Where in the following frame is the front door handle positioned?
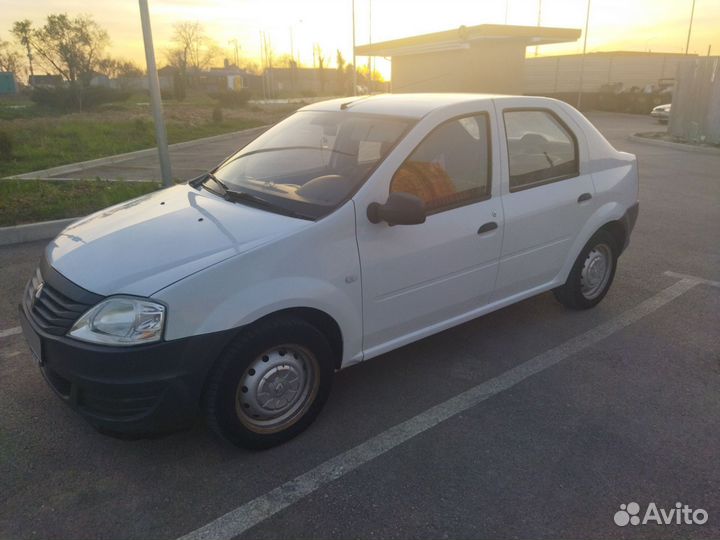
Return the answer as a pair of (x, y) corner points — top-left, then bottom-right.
(578, 192), (592, 203)
(477, 222), (498, 234)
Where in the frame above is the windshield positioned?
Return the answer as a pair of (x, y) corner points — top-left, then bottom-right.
(211, 111), (412, 219)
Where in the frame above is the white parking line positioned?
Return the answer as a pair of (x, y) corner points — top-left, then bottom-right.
(0, 326), (21, 339)
(663, 270), (720, 288)
(177, 276), (701, 540)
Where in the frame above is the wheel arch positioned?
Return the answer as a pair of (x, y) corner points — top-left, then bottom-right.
(199, 305), (345, 417)
(223, 306), (345, 371)
(598, 219), (627, 254)
(259, 307), (344, 370)
(557, 202), (627, 285)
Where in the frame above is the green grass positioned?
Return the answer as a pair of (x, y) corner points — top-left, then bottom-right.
(0, 116), (264, 178)
(0, 179), (161, 227)
(0, 101), (50, 120)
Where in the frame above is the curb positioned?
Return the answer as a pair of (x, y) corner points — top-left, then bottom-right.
(628, 134), (720, 156)
(0, 217), (78, 247)
(5, 125), (270, 180)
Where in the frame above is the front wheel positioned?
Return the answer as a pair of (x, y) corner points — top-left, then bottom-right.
(203, 317), (334, 449)
(553, 230), (618, 310)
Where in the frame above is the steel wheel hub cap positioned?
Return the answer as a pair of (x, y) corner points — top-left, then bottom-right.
(580, 243), (612, 300)
(236, 345), (318, 433)
(257, 365), (303, 411)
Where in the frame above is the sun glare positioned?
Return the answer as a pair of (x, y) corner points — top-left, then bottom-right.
(1, 0), (718, 79)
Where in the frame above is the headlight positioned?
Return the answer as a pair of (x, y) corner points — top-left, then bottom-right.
(68, 297), (165, 345)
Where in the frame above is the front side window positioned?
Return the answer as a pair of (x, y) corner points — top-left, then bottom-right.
(390, 114), (491, 213)
(212, 111), (411, 218)
(503, 109), (579, 191)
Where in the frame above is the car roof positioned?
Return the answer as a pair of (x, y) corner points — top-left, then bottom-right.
(300, 93), (515, 119)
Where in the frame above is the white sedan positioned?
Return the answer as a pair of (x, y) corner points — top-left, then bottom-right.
(20, 94), (639, 449)
(651, 103), (671, 124)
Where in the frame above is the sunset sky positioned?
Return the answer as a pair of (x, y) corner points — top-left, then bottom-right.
(1, 0), (718, 78)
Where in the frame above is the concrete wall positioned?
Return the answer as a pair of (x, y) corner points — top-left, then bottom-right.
(670, 57), (720, 144)
(391, 40), (526, 94)
(524, 53), (692, 93)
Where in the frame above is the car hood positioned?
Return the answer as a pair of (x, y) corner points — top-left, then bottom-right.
(46, 184), (311, 297)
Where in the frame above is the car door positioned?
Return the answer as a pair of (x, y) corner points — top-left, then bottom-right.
(492, 101), (596, 301)
(354, 109), (503, 358)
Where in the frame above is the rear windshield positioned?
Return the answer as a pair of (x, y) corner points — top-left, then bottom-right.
(213, 111), (412, 219)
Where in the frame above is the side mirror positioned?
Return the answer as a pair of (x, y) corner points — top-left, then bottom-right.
(367, 192), (426, 226)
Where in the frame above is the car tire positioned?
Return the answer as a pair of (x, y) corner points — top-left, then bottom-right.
(553, 229), (618, 310)
(203, 316), (335, 450)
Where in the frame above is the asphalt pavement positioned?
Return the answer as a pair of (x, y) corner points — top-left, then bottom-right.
(43, 127), (267, 182)
(0, 112), (718, 540)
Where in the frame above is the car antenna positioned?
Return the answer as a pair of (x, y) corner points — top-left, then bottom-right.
(340, 95), (372, 110)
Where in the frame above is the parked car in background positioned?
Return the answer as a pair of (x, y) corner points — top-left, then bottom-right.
(651, 103), (671, 124)
(20, 94), (639, 449)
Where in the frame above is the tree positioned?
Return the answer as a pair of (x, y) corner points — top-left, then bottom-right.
(97, 57), (143, 79)
(335, 50), (346, 95)
(0, 37), (22, 74)
(313, 44), (327, 93)
(258, 32), (275, 98)
(240, 59), (262, 75)
(167, 21), (218, 78)
(356, 64), (384, 90)
(275, 53), (300, 68)
(11, 20), (33, 82)
(30, 14), (109, 87)
(345, 63), (356, 95)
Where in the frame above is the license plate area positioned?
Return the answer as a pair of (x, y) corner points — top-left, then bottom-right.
(20, 313), (43, 365)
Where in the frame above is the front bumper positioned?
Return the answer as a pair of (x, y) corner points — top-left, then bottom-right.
(19, 300), (237, 436)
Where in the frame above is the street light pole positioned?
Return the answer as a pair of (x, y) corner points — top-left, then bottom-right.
(138, 0), (172, 187)
(684, 0), (696, 55)
(576, 0), (592, 110)
(228, 38), (239, 66)
(289, 27), (295, 63)
(352, 0), (357, 95)
(534, 0), (542, 57)
(368, 0), (372, 92)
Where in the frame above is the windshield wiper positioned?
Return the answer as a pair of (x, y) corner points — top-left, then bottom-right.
(201, 172), (312, 220)
(226, 190), (314, 220)
(202, 171), (231, 194)
(189, 171), (227, 193)
(223, 188), (273, 206)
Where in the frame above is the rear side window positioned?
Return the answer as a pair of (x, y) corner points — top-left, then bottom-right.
(390, 114), (491, 213)
(503, 109), (579, 191)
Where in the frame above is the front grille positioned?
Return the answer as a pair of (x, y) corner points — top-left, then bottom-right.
(24, 268), (95, 336)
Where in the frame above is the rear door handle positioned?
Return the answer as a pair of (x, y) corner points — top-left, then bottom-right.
(578, 192), (592, 203)
(477, 222), (498, 234)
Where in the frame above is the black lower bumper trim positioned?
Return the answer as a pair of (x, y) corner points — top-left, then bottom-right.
(19, 304), (239, 435)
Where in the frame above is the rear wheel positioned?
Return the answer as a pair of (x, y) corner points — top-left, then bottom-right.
(204, 317), (334, 449)
(553, 230), (618, 310)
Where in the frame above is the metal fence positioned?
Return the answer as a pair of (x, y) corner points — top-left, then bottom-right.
(524, 53), (688, 94)
(670, 57), (720, 144)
